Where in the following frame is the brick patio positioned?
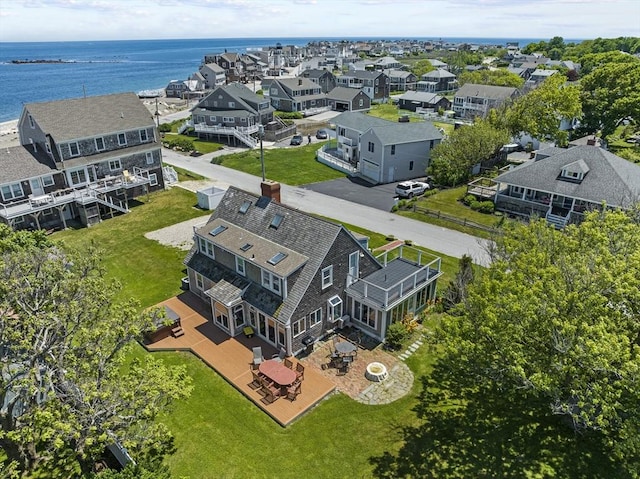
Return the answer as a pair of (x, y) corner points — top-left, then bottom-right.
(143, 292), (336, 426)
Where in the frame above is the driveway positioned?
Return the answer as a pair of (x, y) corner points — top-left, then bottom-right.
(302, 177), (398, 212)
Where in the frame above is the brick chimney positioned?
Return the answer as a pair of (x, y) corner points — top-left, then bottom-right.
(261, 180), (281, 203)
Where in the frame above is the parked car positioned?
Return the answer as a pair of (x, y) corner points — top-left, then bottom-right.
(395, 181), (430, 198)
(315, 129), (328, 140)
(290, 135), (303, 145)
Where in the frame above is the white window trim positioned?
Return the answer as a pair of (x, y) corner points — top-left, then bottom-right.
(292, 318), (306, 338)
(1, 182), (24, 201)
(261, 269), (282, 295)
(95, 137), (105, 151)
(109, 159), (122, 172)
(139, 129), (148, 142)
(321, 265), (333, 289)
(42, 175), (54, 187)
(195, 272), (204, 290)
(28, 114), (35, 128)
(149, 173), (158, 187)
(236, 256), (246, 276)
(309, 308), (322, 327)
(117, 133), (127, 146)
(146, 151), (154, 164)
(68, 142), (80, 157)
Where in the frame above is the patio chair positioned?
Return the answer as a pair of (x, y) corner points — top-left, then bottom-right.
(295, 363), (305, 381)
(261, 387), (278, 405)
(286, 383), (301, 401)
(284, 358), (294, 370)
(252, 346), (264, 367)
(249, 370), (261, 390)
(272, 346), (287, 362)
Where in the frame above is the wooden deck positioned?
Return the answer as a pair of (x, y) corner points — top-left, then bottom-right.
(144, 292), (336, 426)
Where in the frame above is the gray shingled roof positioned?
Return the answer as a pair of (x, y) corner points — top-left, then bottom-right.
(275, 77), (320, 91)
(25, 92), (155, 143)
(398, 91), (444, 104)
(201, 187), (347, 323)
(333, 111), (442, 144)
(495, 145), (640, 208)
(0, 144), (58, 184)
(371, 122), (442, 145)
(332, 111), (391, 132)
(455, 83), (518, 100)
(327, 86), (363, 102)
(422, 68), (456, 80)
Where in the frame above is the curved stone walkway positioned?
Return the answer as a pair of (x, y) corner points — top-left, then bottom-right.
(355, 361), (414, 405)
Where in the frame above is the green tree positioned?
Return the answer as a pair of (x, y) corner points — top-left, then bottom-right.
(437, 209), (640, 475)
(502, 73), (582, 145)
(458, 69), (524, 88)
(0, 237), (192, 475)
(428, 119), (509, 186)
(579, 54), (640, 137)
(410, 59), (435, 77)
(442, 254), (474, 312)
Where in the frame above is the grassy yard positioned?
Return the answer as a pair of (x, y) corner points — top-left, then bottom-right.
(168, 164), (207, 182)
(396, 186), (506, 239)
(210, 143), (346, 186)
(163, 132), (225, 154)
(54, 188), (207, 307)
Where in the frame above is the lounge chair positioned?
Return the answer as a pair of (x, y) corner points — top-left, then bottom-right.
(272, 346), (287, 362)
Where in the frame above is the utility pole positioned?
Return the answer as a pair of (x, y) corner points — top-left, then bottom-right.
(259, 124), (265, 181)
(154, 98), (160, 128)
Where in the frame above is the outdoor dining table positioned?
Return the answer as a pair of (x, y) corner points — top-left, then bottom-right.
(259, 359), (297, 386)
(334, 341), (357, 356)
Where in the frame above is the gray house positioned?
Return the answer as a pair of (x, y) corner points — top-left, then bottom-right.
(198, 63), (227, 89)
(326, 87), (370, 112)
(266, 77), (327, 114)
(453, 83), (519, 119)
(336, 70), (390, 101)
(0, 92), (163, 231)
(384, 70), (418, 92)
(300, 68), (337, 93)
(398, 91), (451, 112)
(327, 112), (442, 184)
(418, 68), (457, 93)
(492, 145), (640, 228)
(184, 182), (442, 354)
(188, 82), (276, 147)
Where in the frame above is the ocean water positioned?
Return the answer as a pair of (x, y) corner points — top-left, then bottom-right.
(0, 36), (561, 123)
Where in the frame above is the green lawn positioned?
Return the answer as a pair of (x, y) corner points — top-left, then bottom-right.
(168, 164), (207, 182)
(210, 143), (346, 186)
(54, 188), (207, 307)
(396, 187), (506, 239)
(163, 132), (225, 154)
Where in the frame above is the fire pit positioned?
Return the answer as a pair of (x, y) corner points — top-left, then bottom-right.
(365, 362), (388, 382)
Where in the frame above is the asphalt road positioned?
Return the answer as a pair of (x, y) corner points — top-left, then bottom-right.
(162, 148), (491, 266)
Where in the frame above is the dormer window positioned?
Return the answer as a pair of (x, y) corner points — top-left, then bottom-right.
(95, 137), (105, 151)
(560, 159), (589, 183)
(69, 142), (80, 157)
(139, 129), (148, 142)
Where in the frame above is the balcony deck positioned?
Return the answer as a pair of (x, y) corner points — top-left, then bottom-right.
(145, 293), (336, 427)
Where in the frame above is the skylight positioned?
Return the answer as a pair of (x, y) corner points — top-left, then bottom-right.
(270, 213), (284, 230)
(268, 252), (288, 265)
(240, 243), (253, 252)
(239, 201), (251, 214)
(209, 225), (228, 236)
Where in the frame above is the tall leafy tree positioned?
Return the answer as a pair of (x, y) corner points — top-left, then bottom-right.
(502, 73), (582, 146)
(428, 119), (509, 186)
(0, 233), (192, 476)
(579, 53), (640, 137)
(436, 209), (640, 475)
(410, 59), (435, 77)
(458, 69), (524, 88)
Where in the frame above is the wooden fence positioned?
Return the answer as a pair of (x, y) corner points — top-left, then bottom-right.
(410, 205), (503, 235)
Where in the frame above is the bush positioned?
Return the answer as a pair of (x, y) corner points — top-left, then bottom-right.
(158, 123), (172, 133)
(162, 137), (194, 152)
(385, 322), (409, 350)
(462, 194), (477, 206)
(275, 111), (303, 120)
(385, 234), (396, 241)
(468, 200), (495, 213)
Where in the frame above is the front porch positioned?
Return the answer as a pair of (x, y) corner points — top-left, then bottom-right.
(144, 292), (336, 426)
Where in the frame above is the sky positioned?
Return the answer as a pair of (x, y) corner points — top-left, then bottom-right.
(0, 0), (638, 43)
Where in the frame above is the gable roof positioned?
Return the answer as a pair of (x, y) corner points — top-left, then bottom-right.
(370, 122), (442, 145)
(24, 92), (154, 142)
(422, 68), (456, 79)
(398, 91), (446, 104)
(0, 144), (57, 184)
(192, 187), (369, 322)
(332, 111), (391, 132)
(495, 145), (640, 208)
(327, 86), (366, 102)
(274, 77), (320, 92)
(301, 68), (334, 79)
(455, 83), (518, 100)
